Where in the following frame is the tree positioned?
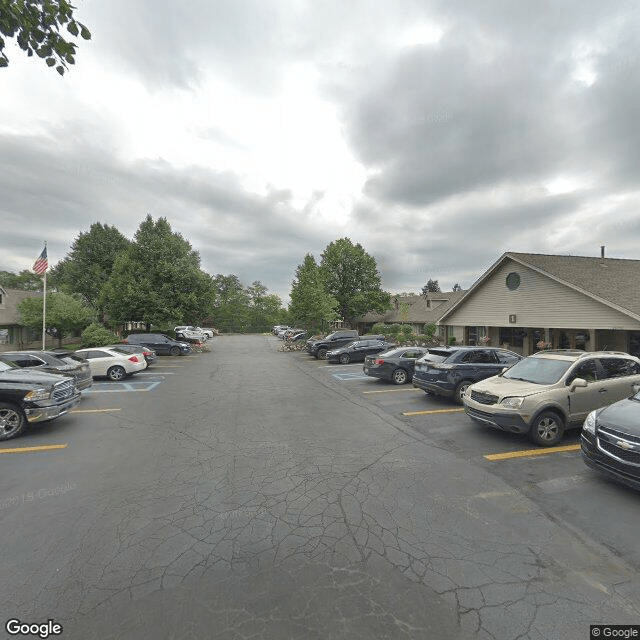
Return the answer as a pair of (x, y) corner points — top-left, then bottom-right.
(52, 222), (131, 318)
(318, 238), (390, 325)
(246, 281), (286, 332)
(0, 269), (46, 290)
(288, 254), (339, 331)
(0, 0), (91, 74)
(18, 291), (95, 346)
(99, 216), (215, 328)
(452, 283), (462, 291)
(210, 274), (251, 333)
(421, 279), (441, 295)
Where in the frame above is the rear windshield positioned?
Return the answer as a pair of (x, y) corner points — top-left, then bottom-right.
(502, 357), (573, 384)
(0, 360), (15, 371)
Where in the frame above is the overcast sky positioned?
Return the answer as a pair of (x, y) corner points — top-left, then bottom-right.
(2, 0), (639, 302)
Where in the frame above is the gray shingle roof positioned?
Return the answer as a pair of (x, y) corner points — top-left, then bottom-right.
(359, 291), (466, 324)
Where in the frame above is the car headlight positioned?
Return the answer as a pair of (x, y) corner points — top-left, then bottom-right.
(24, 388), (51, 401)
(583, 410), (597, 435)
(500, 396), (525, 409)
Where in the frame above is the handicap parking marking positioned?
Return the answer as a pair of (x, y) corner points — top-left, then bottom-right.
(84, 380), (163, 394)
(332, 372), (371, 381)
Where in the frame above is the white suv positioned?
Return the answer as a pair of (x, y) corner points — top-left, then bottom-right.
(463, 350), (640, 446)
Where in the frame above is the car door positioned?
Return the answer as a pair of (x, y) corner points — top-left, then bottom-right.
(461, 349), (502, 383)
(397, 349), (427, 375)
(599, 357), (640, 402)
(80, 350), (112, 377)
(565, 358), (609, 422)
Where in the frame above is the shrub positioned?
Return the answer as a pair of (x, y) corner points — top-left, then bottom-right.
(448, 336), (457, 346)
(371, 323), (387, 335)
(423, 323), (437, 339)
(400, 324), (413, 339)
(81, 323), (120, 348)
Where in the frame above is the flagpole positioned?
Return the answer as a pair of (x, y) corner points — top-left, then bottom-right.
(42, 243), (47, 350)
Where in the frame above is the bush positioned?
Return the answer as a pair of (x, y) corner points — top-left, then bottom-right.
(423, 323), (437, 339)
(81, 323), (120, 348)
(371, 323), (387, 335)
(448, 336), (457, 345)
(400, 325), (413, 339)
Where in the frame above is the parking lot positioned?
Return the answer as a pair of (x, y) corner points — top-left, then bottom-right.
(2, 336), (640, 640)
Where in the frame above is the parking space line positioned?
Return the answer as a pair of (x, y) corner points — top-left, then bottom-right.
(0, 444), (67, 454)
(150, 365), (184, 367)
(363, 388), (423, 394)
(402, 408), (465, 416)
(484, 444), (581, 461)
(70, 408), (121, 414)
(136, 371), (175, 375)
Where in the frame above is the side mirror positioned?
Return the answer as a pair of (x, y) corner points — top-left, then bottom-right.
(570, 377), (588, 391)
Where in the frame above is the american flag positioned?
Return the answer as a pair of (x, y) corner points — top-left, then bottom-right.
(33, 246), (48, 275)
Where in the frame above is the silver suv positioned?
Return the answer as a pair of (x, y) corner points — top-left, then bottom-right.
(463, 350), (640, 446)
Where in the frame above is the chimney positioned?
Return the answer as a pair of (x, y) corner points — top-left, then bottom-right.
(601, 245), (605, 259)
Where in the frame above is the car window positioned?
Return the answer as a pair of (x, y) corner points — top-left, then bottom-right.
(496, 351), (520, 365)
(599, 357), (640, 379)
(460, 350), (497, 364)
(4, 355), (44, 367)
(503, 357), (573, 384)
(566, 359), (600, 383)
(401, 350), (423, 359)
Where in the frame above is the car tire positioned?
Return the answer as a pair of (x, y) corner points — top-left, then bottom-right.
(392, 368), (408, 385)
(339, 353), (351, 364)
(107, 365), (127, 381)
(317, 348), (328, 360)
(529, 410), (565, 446)
(0, 403), (26, 441)
(170, 346), (180, 356)
(454, 381), (472, 405)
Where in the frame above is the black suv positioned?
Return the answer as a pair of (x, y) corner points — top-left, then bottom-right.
(125, 333), (191, 356)
(307, 330), (360, 359)
(412, 346), (522, 404)
(0, 359), (81, 441)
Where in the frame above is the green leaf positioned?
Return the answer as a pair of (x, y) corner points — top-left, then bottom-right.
(56, 64), (64, 75)
(45, 56), (55, 66)
(80, 25), (91, 40)
(67, 20), (78, 36)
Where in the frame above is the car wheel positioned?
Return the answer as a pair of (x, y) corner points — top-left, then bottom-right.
(392, 368), (408, 385)
(339, 353), (351, 364)
(529, 411), (565, 446)
(107, 365), (127, 381)
(170, 346), (180, 356)
(317, 348), (328, 360)
(454, 381), (472, 405)
(0, 403), (26, 441)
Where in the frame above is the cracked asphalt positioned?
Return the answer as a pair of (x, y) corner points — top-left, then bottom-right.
(2, 335), (639, 639)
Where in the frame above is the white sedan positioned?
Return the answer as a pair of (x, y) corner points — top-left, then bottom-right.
(74, 347), (147, 381)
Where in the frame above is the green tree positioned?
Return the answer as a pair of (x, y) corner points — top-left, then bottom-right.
(288, 254), (339, 331)
(52, 222), (131, 318)
(318, 238), (390, 325)
(0, 0), (91, 74)
(99, 216), (215, 328)
(452, 283), (462, 291)
(0, 269), (45, 290)
(421, 278), (441, 295)
(246, 281), (286, 332)
(210, 274), (251, 333)
(80, 322), (119, 348)
(18, 291), (95, 346)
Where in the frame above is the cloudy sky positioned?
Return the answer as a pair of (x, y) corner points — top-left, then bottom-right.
(2, 0), (639, 302)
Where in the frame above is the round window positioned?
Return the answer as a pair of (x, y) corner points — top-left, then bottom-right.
(506, 272), (521, 290)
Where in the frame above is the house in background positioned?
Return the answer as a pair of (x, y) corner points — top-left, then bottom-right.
(437, 251), (640, 356)
(0, 286), (44, 350)
(356, 290), (466, 341)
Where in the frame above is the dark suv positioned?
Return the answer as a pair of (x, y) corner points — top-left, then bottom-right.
(412, 346), (522, 404)
(307, 330), (360, 360)
(125, 333), (191, 356)
(0, 359), (81, 441)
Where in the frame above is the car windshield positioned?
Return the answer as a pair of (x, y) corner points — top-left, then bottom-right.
(502, 357), (573, 384)
(0, 360), (16, 371)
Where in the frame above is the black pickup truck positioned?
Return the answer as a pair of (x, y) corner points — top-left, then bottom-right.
(0, 360), (81, 441)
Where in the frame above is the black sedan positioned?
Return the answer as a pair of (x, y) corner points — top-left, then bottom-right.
(326, 339), (395, 364)
(0, 350), (93, 391)
(412, 346), (521, 404)
(581, 388), (640, 491)
(363, 347), (431, 385)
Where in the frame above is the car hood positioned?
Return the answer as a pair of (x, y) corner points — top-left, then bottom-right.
(0, 368), (72, 385)
(470, 375), (553, 399)
(597, 397), (640, 435)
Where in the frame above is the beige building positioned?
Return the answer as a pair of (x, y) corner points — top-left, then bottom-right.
(0, 286), (44, 349)
(438, 252), (640, 357)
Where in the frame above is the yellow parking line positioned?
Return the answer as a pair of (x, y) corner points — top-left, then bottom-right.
(363, 388), (423, 394)
(485, 444), (581, 461)
(402, 408), (465, 416)
(0, 444), (68, 454)
(70, 408), (121, 414)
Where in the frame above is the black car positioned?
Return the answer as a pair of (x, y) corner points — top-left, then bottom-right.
(0, 360), (81, 441)
(0, 350), (93, 391)
(363, 346), (431, 384)
(581, 387), (640, 491)
(326, 339), (395, 364)
(125, 333), (191, 356)
(104, 344), (157, 365)
(286, 331), (308, 343)
(412, 346), (522, 404)
(307, 330), (360, 359)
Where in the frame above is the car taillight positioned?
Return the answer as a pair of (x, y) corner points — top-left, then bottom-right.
(123, 339), (129, 343)
(143, 350), (151, 356)
(375, 359), (384, 365)
(128, 356), (140, 363)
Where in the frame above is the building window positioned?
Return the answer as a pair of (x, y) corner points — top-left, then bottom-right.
(506, 272), (521, 290)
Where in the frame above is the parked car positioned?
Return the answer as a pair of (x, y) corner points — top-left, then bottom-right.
(287, 330), (308, 343)
(581, 386), (640, 491)
(174, 326), (208, 342)
(363, 346), (431, 384)
(104, 344), (157, 365)
(125, 333), (191, 356)
(73, 347), (148, 380)
(0, 360), (81, 441)
(195, 327), (215, 339)
(463, 350), (640, 446)
(0, 350), (93, 391)
(307, 330), (360, 359)
(412, 346), (522, 404)
(326, 339), (395, 364)
(272, 325), (290, 335)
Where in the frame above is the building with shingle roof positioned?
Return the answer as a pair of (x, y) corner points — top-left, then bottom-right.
(0, 287), (42, 349)
(438, 251), (640, 356)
